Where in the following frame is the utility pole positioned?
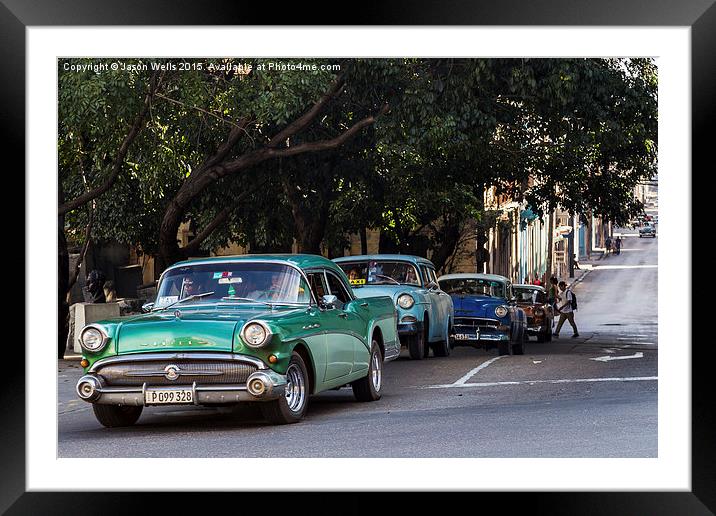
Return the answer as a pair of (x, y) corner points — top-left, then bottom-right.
(546, 211), (554, 283)
(568, 214), (575, 278)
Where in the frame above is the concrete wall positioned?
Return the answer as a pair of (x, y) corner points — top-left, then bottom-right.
(67, 302), (120, 355)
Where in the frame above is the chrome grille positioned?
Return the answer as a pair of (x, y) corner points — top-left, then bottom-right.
(454, 317), (500, 329)
(97, 360), (258, 386)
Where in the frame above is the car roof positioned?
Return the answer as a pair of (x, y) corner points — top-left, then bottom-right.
(438, 272), (509, 283)
(333, 254), (435, 266)
(513, 284), (547, 292)
(168, 254), (341, 273)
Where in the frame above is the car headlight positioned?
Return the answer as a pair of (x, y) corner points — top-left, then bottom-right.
(494, 305), (509, 318)
(397, 294), (415, 309)
(534, 307), (545, 316)
(242, 322), (271, 348)
(79, 326), (107, 352)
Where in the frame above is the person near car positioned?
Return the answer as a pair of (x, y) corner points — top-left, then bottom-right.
(554, 281), (579, 338)
(84, 269), (107, 303)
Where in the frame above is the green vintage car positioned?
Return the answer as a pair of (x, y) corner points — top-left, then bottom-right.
(75, 255), (399, 427)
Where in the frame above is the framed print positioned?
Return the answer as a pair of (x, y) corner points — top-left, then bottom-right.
(5, 0), (712, 513)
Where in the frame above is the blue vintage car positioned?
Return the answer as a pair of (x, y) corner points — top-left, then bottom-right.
(437, 273), (527, 356)
(334, 255), (453, 360)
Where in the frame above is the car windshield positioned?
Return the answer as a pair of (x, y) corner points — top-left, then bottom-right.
(439, 278), (506, 298)
(513, 287), (547, 304)
(154, 262), (311, 308)
(337, 261), (421, 286)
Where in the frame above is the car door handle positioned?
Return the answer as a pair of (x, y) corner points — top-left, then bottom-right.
(359, 302), (369, 307)
(338, 312), (348, 319)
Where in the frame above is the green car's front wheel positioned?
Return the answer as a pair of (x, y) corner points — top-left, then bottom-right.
(352, 340), (383, 402)
(260, 351), (309, 425)
(92, 404), (143, 428)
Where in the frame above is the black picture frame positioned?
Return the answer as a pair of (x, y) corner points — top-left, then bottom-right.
(4, 1), (710, 513)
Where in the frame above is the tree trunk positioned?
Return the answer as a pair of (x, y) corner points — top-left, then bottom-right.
(429, 218), (463, 273)
(546, 211), (554, 282)
(58, 206), (70, 359)
(360, 227), (368, 255)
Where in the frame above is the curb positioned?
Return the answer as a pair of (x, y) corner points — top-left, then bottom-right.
(570, 268), (593, 290)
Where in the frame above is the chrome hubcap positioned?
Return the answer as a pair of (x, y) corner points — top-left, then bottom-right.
(285, 364), (306, 413)
(371, 349), (382, 392)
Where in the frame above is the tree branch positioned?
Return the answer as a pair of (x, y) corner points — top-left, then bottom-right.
(180, 175), (271, 254)
(265, 103), (389, 159)
(58, 72), (163, 216)
(180, 207), (230, 255)
(201, 117), (253, 170)
(66, 212), (93, 293)
(267, 72), (347, 148)
(202, 103), (389, 181)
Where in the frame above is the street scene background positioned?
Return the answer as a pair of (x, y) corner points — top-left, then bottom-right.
(57, 57), (658, 457)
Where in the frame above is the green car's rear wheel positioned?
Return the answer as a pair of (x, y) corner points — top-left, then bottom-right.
(260, 351), (309, 425)
(92, 404), (143, 428)
(352, 340), (383, 402)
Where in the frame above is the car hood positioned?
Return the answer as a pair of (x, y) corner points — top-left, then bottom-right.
(350, 284), (420, 301)
(451, 295), (503, 318)
(114, 305), (280, 354)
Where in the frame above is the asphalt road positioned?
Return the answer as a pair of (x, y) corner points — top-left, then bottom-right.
(58, 229), (657, 458)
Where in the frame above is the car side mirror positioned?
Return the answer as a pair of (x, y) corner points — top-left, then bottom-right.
(427, 281), (439, 291)
(320, 294), (339, 310)
(141, 302), (155, 313)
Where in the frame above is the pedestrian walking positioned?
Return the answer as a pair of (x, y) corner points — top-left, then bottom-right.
(605, 236), (612, 256)
(615, 236), (622, 255)
(573, 253), (581, 270)
(554, 281), (579, 338)
(547, 276), (559, 322)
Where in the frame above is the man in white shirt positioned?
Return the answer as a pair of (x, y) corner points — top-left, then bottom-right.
(554, 281), (579, 338)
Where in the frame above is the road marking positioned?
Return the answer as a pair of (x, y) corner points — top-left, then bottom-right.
(453, 356), (505, 385)
(590, 352), (644, 362)
(593, 264), (657, 270)
(425, 376), (657, 389)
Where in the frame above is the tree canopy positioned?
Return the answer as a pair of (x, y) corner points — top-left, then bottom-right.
(58, 57), (657, 272)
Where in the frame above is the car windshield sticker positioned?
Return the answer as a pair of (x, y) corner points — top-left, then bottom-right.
(218, 277), (243, 284)
(157, 295), (178, 306)
(350, 278), (366, 285)
(212, 271), (233, 279)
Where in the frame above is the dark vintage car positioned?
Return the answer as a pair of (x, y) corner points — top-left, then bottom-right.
(437, 273), (527, 356)
(512, 284), (554, 342)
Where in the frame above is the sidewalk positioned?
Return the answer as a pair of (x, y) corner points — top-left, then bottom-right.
(567, 249), (605, 290)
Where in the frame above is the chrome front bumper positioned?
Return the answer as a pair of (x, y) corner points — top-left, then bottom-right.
(77, 372), (287, 405)
(76, 353), (288, 406)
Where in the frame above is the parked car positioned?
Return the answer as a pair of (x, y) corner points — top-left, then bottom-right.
(437, 273), (527, 356)
(75, 254), (398, 427)
(639, 224), (656, 238)
(512, 284), (554, 342)
(334, 254), (453, 360)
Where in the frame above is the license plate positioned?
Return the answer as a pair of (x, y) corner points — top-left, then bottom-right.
(144, 387), (194, 405)
(454, 332), (479, 341)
